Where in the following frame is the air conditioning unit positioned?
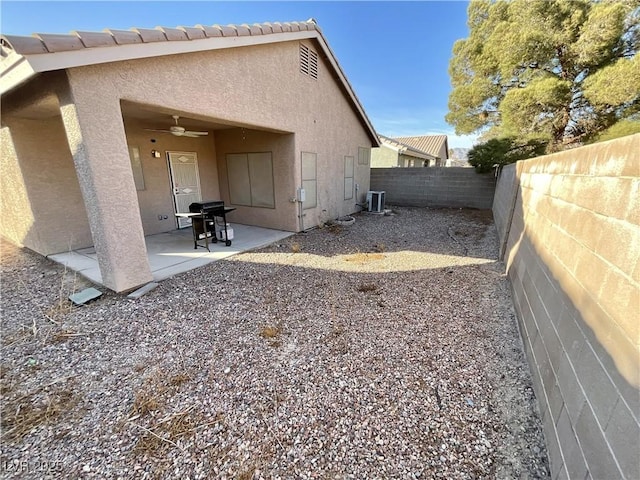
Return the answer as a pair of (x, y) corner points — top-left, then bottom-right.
(367, 190), (386, 213)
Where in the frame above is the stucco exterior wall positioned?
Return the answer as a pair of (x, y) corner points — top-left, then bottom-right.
(493, 135), (640, 479)
(1, 115), (92, 254)
(2, 37), (374, 290)
(215, 128), (297, 231)
(122, 119), (220, 235)
(371, 144), (399, 168)
(64, 38), (372, 231)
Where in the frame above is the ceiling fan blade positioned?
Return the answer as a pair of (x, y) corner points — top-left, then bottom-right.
(182, 131), (209, 137)
(145, 128), (172, 133)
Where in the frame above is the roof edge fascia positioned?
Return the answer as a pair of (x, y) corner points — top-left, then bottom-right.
(0, 53), (37, 96)
(1, 28), (380, 146)
(1, 30), (316, 96)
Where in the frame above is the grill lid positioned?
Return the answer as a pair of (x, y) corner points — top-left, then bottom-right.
(189, 200), (224, 213)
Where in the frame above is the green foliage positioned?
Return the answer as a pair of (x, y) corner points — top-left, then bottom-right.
(447, 0), (640, 152)
(588, 118), (640, 143)
(467, 137), (547, 173)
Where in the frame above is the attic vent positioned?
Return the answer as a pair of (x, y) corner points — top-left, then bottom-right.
(300, 43), (318, 79)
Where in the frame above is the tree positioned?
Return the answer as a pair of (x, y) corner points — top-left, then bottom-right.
(446, 0), (640, 152)
(467, 137), (547, 173)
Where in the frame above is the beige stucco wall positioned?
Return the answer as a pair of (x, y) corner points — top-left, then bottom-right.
(215, 128), (297, 231)
(371, 144), (399, 168)
(2, 37), (374, 290)
(63, 38), (372, 230)
(1, 114), (92, 255)
(122, 119), (220, 235)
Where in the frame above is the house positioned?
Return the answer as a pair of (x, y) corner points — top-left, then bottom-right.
(371, 135), (438, 168)
(0, 20), (379, 292)
(392, 135), (449, 166)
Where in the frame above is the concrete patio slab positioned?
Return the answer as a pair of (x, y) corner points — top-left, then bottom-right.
(47, 223), (293, 289)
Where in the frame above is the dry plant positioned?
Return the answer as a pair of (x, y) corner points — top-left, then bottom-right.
(290, 242), (301, 253)
(128, 367), (210, 459)
(50, 329), (85, 343)
(326, 223), (343, 234)
(259, 325), (282, 348)
(357, 283), (379, 293)
(259, 325), (281, 339)
(1, 379), (78, 442)
(236, 465), (257, 480)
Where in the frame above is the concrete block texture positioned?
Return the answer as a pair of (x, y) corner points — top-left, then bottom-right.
(494, 135), (640, 480)
(370, 167), (496, 209)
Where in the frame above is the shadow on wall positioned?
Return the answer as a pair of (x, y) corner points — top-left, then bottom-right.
(1, 115), (93, 255)
(496, 136), (640, 479)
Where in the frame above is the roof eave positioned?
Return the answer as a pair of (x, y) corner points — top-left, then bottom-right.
(1, 30), (318, 97)
(1, 28), (379, 146)
(0, 52), (37, 96)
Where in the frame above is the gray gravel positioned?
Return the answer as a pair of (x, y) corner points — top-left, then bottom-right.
(1, 207), (549, 479)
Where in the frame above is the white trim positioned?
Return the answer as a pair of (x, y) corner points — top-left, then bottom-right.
(0, 55), (37, 95)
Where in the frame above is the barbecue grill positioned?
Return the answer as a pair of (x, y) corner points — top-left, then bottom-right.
(179, 200), (235, 250)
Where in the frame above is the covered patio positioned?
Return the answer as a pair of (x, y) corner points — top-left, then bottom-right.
(48, 224), (292, 288)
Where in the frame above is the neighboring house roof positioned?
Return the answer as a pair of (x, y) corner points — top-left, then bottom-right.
(0, 19), (379, 146)
(392, 135), (449, 159)
(378, 134), (437, 161)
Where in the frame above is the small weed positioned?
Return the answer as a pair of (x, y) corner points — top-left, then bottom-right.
(1, 382), (78, 442)
(259, 325), (282, 348)
(236, 465), (257, 480)
(260, 325), (281, 339)
(132, 388), (164, 416)
(357, 283), (379, 293)
(50, 329), (81, 343)
(170, 372), (192, 386)
(133, 363), (147, 373)
(327, 223), (343, 234)
(291, 242), (301, 253)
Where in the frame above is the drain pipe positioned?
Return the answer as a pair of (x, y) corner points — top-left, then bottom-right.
(354, 183), (367, 211)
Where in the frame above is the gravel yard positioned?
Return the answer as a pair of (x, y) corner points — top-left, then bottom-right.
(1, 207), (549, 479)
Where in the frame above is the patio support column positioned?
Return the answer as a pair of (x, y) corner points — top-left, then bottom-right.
(57, 78), (152, 292)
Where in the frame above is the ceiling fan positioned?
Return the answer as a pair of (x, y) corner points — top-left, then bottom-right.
(146, 115), (209, 138)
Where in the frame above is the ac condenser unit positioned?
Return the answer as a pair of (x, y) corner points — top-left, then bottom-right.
(367, 190), (386, 213)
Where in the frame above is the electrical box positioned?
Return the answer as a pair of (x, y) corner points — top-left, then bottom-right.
(367, 191), (386, 213)
(297, 187), (306, 203)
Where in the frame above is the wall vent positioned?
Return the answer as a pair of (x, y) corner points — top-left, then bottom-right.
(300, 44), (318, 79)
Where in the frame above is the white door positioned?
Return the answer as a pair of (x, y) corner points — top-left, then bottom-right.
(167, 152), (201, 229)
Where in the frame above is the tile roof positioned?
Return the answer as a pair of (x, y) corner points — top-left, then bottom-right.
(392, 135), (449, 159)
(0, 19), (380, 147)
(0, 21), (320, 55)
(378, 134), (437, 160)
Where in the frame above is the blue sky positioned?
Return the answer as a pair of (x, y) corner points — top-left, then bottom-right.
(1, 1), (477, 148)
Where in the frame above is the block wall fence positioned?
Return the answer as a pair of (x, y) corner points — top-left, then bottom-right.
(493, 134), (640, 479)
(370, 167), (496, 209)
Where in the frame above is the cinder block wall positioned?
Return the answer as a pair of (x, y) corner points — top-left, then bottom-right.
(493, 134), (640, 480)
(370, 167), (496, 209)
